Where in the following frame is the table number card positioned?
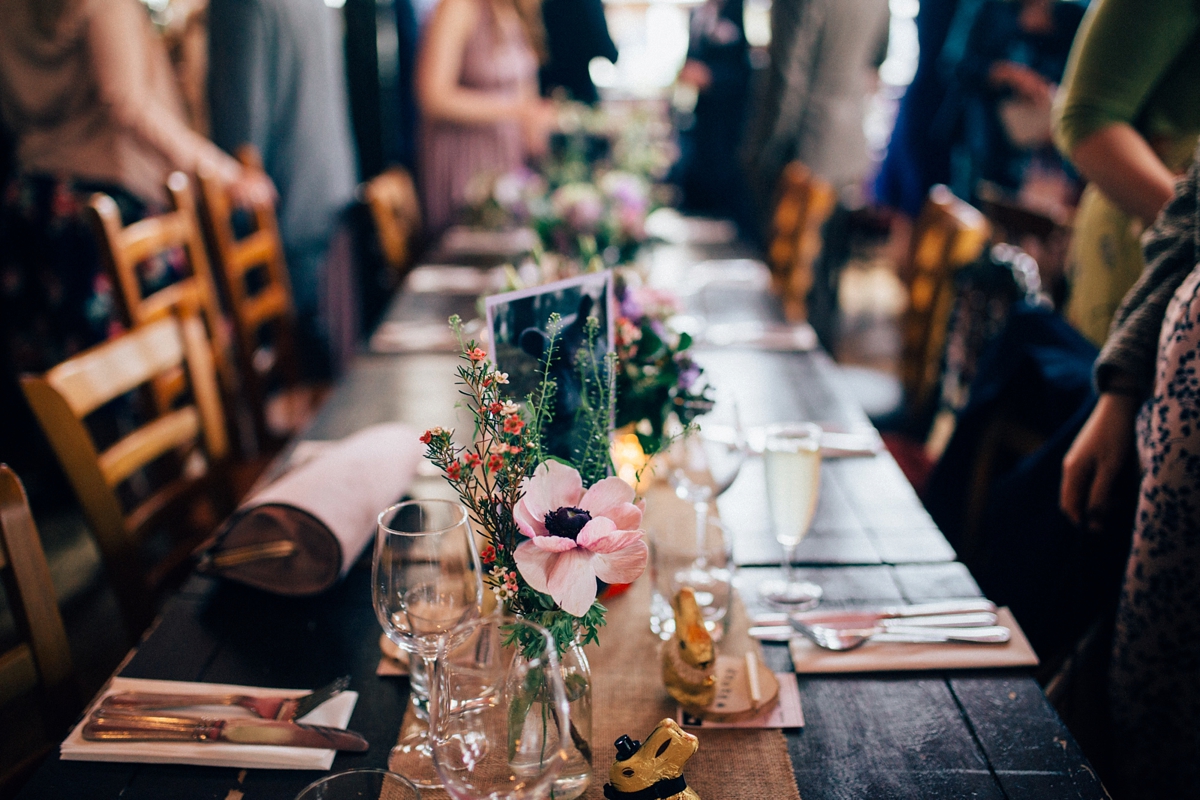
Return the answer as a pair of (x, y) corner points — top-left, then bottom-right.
(679, 672), (804, 729)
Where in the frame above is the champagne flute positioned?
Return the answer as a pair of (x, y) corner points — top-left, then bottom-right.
(429, 616), (571, 800)
(373, 499), (483, 788)
(759, 423), (824, 607)
(669, 386), (746, 610)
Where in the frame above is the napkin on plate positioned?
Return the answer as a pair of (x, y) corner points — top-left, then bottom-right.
(788, 607), (1039, 674)
(197, 423), (421, 595)
(61, 677), (359, 770)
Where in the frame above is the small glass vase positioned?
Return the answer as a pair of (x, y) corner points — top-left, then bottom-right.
(510, 636), (593, 800)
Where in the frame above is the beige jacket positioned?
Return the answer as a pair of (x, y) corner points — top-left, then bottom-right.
(0, 0), (236, 204)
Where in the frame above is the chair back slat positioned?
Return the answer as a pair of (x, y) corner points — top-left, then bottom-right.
(20, 310), (230, 628)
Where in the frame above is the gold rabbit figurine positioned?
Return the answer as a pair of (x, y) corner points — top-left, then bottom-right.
(661, 587), (717, 711)
(602, 718), (701, 800)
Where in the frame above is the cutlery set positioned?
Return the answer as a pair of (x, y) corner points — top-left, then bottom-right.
(749, 600), (1012, 651)
(81, 676), (367, 751)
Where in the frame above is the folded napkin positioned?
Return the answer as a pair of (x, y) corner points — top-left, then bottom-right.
(402, 265), (509, 295)
(198, 423), (421, 595)
(788, 607), (1038, 674)
(439, 226), (537, 257)
(61, 677), (359, 770)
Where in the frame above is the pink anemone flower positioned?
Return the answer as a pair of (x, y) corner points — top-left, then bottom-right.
(513, 460), (648, 617)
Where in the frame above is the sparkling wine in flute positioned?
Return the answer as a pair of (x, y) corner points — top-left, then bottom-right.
(764, 444), (822, 547)
(761, 423), (824, 607)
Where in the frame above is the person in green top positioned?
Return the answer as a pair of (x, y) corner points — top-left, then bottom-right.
(1051, 0), (1200, 346)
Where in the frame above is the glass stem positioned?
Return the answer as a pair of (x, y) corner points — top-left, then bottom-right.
(782, 542), (797, 587)
(693, 500), (709, 569)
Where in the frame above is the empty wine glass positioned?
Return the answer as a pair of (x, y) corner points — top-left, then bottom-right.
(759, 423), (824, 608)
(294, 769), (421, 800)
(373, 499), (483, 788)
(429, 616), (571, 800)
(669, 386), (746, 617)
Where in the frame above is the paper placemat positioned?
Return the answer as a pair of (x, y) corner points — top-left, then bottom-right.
(788, 607), (1038, 674)
(403, 265), (508, 295)
(438, 226), (537, 257)
(62, 678), (359, 770)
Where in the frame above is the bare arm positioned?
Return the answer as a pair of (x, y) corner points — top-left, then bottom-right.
(1069, 123), (1178, 226)
(416, 0), (528, 126)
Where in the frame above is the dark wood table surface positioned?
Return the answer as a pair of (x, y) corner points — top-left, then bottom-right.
(17, 239), (1107, 800)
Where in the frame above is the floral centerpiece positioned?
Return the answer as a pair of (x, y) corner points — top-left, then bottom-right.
(614, 284), (711, 455)
(419, 315), (648, 654)
(534, 170), (652, 267)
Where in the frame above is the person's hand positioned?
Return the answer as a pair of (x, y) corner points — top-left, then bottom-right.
(1060, 392), (1140, 532)
(990, 61), (1053, 105)
(226, 167), (277, 208)
(518, 98), (557, 158)
(677, 59), (713, 91)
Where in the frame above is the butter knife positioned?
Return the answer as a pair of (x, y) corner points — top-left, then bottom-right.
(83, 711), (369, 751)
(750, 611), (999, 641)
(753, 599), (997, 628)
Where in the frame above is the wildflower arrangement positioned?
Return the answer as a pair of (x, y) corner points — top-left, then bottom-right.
(533, 171), (652, 267)
(614, 284), (711, 455)
(420, 315), (647, 654)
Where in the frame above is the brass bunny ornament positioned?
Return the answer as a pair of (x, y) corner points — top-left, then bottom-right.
(661, 586), (717, 710)
(602, 718), (701, 800)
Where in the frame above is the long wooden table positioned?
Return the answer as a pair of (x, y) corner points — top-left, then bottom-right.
(16, 239), (1107, 799)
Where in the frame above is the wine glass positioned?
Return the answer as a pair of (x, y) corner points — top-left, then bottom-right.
(373, 499), (483, 788)
(669, 386), (746, 617)
(759, 423), (824, 607)
(295, 769), (421, 800)
(428, 616), (571, 800)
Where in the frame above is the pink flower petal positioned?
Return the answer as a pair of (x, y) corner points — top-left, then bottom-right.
(592, 538), (648, 585)
(529, 461), (584, 514)
(576, 517), (645, 554)
(513, 498), (546, 538)
(532, 535), (578, 553)
(544, 548), (599, 617)
(514, 540), (554, 594)
(578, 474), (638, 520)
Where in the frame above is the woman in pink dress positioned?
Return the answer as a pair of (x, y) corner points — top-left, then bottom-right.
(416, 0), (556, 233)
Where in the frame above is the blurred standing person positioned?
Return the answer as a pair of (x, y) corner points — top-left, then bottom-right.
(0, 0), (271, 499)
(208, 0), (360, 377)
(416, 0), (555, 233)
(743, 0), (890, 348)
(538, 0), (617, 104)
(951, 0), (1085, 205)
(672, 0), (754, 230)
(1053, 0), (1200, 345)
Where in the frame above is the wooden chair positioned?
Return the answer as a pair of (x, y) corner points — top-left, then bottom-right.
(767, 162), (837, 323)
(0, 465), (78, 795)
(20, 310), (231, 631)
(197, 146), (316, 451)
(362, 166), (422, 277)
(898, 185), (992, 428)
(86, 171), (237, 405)
(977, 184), (1073, 306)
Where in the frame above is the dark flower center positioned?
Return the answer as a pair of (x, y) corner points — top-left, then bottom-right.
(544, 507), (592, 540)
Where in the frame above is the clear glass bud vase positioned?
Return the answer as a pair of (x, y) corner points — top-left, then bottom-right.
(510, 637), (593, 800)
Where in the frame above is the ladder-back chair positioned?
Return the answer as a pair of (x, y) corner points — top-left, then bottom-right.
(768, 161), (837, 323)
(86, 171), (236, 404)
(20, 310), (231, 630)
(0, 465), (77, 795)
(362, 166), (422, 277)
(899, 185), (992, 424)
(197, 146), (313, 450)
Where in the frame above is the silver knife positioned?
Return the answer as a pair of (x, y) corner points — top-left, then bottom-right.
(83, 711), (369, 751)
(753, 599), (997, 628)
(749, 611), (999, 641)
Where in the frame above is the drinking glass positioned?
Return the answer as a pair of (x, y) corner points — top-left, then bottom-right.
(669, 387), (746, 607)
(429, 616), (571, 800)
(759, 423), (824, 607)
(648, 515), (733, 640)
(295, 769), (421, 800)
(373, 499), (483, 788)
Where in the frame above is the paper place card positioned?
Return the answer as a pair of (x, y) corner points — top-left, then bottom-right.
(678, 673), (804, 729)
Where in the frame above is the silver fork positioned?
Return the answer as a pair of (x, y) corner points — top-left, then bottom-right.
(794, 622), (1011, 651)
(100, 675), (350, 721)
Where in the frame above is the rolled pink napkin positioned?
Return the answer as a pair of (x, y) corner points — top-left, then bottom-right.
(198, 423), (422, 595)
